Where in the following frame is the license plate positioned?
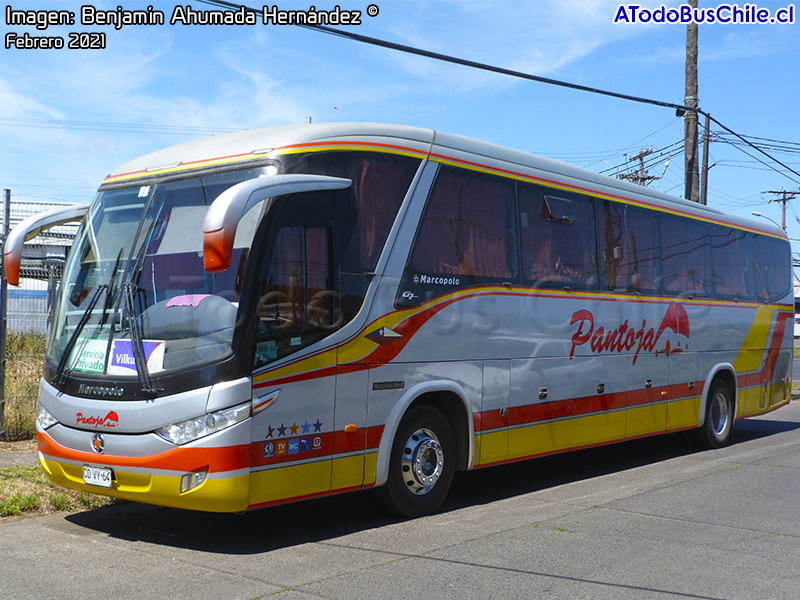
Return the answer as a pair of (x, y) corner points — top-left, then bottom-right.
(83, 465), (113, 488)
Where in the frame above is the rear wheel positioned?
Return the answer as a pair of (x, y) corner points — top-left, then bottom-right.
(693, 379), (735, 448)
(375, 405), (455, 518)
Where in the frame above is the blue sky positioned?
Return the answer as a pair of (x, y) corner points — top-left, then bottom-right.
(2, 1), (799, 259)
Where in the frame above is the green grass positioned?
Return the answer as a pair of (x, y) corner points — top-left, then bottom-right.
(0, 462), (115, 519)
(0, 331), (118, 519)
(0, 492), (39, 517)
(2, 330), (47, 439)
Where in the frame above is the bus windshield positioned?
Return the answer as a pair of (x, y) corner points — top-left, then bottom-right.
(48, 167), (269, 379)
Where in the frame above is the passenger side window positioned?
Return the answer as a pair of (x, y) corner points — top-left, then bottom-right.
(598, 201), (659, 292)
(399, 166), (517, 306)
(753, 234), (791, 302)
(660, 216), (712, 296)
(519, 185), (597, 289)
(710, 226), (754, 300)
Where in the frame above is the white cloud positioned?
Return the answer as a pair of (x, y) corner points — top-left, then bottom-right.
(0, 78), (64, 119)
(369, 0), (644, 92)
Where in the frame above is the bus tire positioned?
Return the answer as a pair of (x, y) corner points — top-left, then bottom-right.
(376, 405), (455, 518)
(693, 379), (735, 449)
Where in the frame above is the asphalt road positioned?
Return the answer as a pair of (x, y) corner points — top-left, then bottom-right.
(2, 401), (800, 600)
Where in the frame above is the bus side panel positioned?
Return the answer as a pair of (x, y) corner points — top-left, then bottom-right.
(767, 314), (793, 410)
(734, 307), (792, 417)
(571, 355), (627, 448)
(332, 366), (370, 492)
(667, 351), (700, 431)
(249, 374), (335, 508)
(478, 360), (510, 466)
(365, 360), (482, 476)
(769, 350), (792, 409)
(626, 351), (668, 439)
(507, 358), (573, 462)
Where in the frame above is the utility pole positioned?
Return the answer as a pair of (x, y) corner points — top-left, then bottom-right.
(618, 148), (661, 187)
(762, 189), (797, 231)
(684, 0), (700, 202)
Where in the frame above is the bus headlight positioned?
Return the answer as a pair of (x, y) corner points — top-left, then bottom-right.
(37, 404), (58, 430)
(156, 402), (251, 445)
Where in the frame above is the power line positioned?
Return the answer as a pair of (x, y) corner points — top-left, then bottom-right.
(733, 133), (800, 151)
(582, 118), (683, 170)
(714, 133), (800, 156)
(0, 116), (237, 136)
(599, 141), (684, 175)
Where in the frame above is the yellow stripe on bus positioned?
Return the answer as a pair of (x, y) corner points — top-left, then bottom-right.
(666, 396), (701, 431)
(478, 395), (702, 468)
(732, 304), (780, 374)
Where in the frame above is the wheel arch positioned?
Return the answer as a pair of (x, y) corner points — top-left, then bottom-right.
(373, 381), (474, 488)
(699, 363), (738, 427)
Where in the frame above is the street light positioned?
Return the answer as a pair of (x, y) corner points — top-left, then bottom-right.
(751, 211), (785, 231)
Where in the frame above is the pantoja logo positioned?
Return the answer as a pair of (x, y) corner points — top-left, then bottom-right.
(569, 302), (689, 365)
(76, 411), (120, 429)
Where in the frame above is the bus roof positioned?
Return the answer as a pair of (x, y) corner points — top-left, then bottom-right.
(102, 122), (785, 239)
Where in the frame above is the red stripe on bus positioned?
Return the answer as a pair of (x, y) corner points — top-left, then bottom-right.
(38, 432), (250, 473)
(476, 381), (706, 433)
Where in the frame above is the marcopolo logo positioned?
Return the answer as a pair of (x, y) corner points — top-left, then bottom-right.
(76, 410), (120, 429)
(77, 383), (124, 397)
(414, 273), (461, 286)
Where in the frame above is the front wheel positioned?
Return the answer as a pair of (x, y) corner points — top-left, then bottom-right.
(693, 379), (735, 449)
(375, 405), (455, 518)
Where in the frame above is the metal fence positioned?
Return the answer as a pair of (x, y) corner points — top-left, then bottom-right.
(1, 195), (80, 438)
(5, 200), (78, 332)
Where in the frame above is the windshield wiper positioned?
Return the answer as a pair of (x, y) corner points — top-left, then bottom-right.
(101, 248), (125, 327)
(53, 248), (124, 387)
(53, 283), (108, 386)
(123, 281), (157, 396)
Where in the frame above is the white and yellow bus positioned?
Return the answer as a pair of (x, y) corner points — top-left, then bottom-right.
(5, 123), (793, 517)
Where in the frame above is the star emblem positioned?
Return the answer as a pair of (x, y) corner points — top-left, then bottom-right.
(290, 422), (299, 435)
(266, 424), (275, 439)
(365, 326), (403, 346)
(277, 423), (287, 437)
(301, 420), (311, 434)
(313, 419), (323, 432)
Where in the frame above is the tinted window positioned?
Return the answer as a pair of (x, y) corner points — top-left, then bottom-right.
(253, 152), (420, 368)
(710, 226), (754, 300)
(753, 234), (791, 301)
(283, 151), (421, 272)
(399, 166), (517, 307)
(598, 200), (659, 292)
(661, 215), (711, 296)
(519, 184), (597, 289)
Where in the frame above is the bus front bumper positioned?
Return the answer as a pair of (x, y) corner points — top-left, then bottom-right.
(37, 422), (252, 513)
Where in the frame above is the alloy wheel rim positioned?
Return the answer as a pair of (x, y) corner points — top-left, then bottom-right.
(400, 427), (444, 495)
(710, 392), (729, 435)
